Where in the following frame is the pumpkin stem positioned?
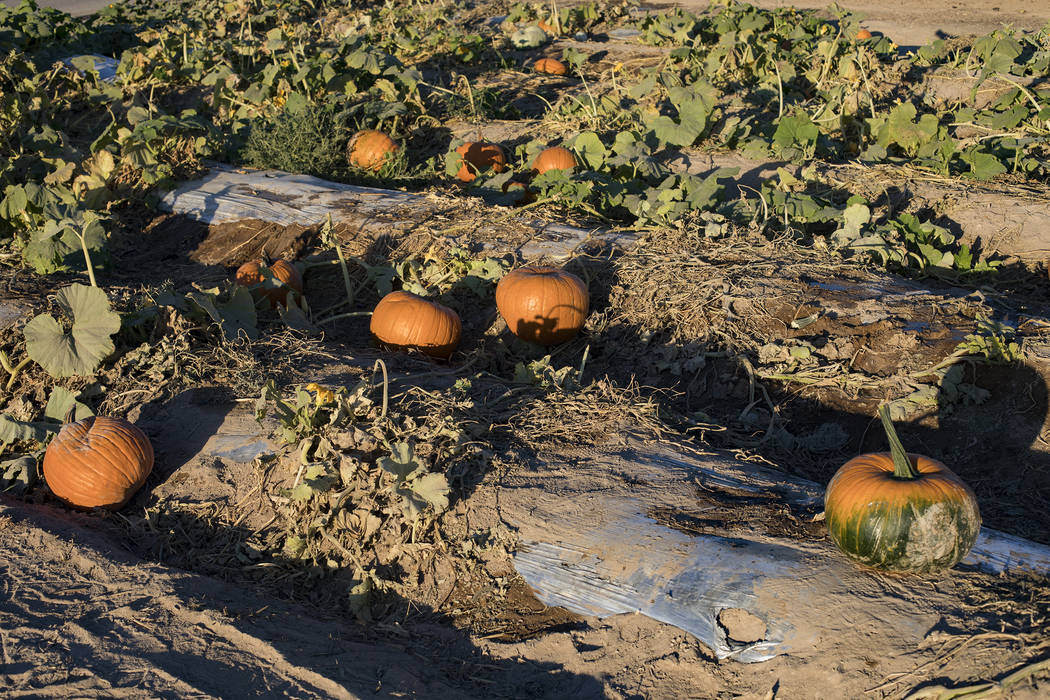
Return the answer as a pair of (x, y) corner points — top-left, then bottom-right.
(879, 403), (920, 480)
(63, 406), (77, 425)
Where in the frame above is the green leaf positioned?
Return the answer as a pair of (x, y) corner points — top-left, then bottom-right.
(1, 454), (39, 495)
(24, 284), (120, 378)
(772, 111), (818, 159)
(961, 149), (1007, 180)
(572, 131), (606, 169)
(830, 202), (870, 246)
(877, 102), (940, 156)
(44, 387), (93, 422)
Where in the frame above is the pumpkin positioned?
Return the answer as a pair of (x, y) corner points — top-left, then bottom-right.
(503, 178), (536, 205)
(235, 259), (304, 308)
(370, 291), (462, 359)
(534, 58), (567, 76)
(856, 29), (873, 40)
(824, 404), (981, 573)
(495, 266), (589, 345)
(455, 141), (507, 183)
(537, 19), (557, 35)
(347, 130), (398, 171)
(532, 146), (577, 175)
(43, 415), (154, 511)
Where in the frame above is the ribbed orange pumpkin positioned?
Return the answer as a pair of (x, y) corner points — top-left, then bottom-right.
(235, 259), (304, 308)
(532, 146), (577, 175)
(370, 291), (462, 359)
(43, 416), (154, 511)
(348, 130), (399, 171)
(534, 58), (567, 76)
(824, 405), (981, 573)
(455, 141), (507, 183)
(496, 266), (589, 345)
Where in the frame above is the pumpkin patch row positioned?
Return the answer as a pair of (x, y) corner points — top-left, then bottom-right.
(233, 260), (590, 357)
(44, 251), (984, 576)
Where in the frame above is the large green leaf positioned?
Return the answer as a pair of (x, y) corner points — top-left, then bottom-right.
(24, 284), (120, 378)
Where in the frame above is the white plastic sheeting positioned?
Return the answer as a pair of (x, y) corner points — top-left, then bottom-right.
(158, 164), (636, 260)
(505, 440), (1050, 662)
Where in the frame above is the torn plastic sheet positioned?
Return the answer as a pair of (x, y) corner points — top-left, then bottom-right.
(506, 440), (1050, 663)
(158, 163), (637, 259)
(61, 55), (120, 83)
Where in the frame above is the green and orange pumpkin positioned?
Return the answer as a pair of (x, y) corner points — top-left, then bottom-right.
(824, 405), (981, 573)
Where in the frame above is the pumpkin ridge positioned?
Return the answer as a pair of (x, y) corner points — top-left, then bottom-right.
(87, 428), (152, 484)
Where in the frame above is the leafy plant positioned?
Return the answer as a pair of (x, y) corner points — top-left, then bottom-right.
(378, 441), (450, 520)
(23, 284), (120, 379)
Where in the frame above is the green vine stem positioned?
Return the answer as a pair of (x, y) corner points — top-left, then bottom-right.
(78, 232), (98, 288)
(0, 350), (32, 391)
(879, 403), (920, 480)
(316, 311), (372, 327)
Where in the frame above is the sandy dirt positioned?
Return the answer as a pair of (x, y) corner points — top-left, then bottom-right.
(4, 1), (1050, 698)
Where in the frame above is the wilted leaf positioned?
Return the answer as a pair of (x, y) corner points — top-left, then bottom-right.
(187, 286), (258, 341)
(0, 415), (56, 445)
(409, 472), (449, 513)
(1, 455), (38, 495)
(378, 441), (422, 482)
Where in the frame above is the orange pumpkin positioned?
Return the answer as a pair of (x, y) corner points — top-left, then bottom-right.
(370, 291), (462, 359)
(824, 405), (981, 573)
(495, 266), (589, 345)
(537, 19), (557, 35)
(235, 259), (304, 308)
(534, 58), (567, 76)
(43, 415), (154, 510)
(455, 141), (507, 183)
(532, 146), (577, 175)
(348, 130), (399, 171)
(856, 29), (873, 40)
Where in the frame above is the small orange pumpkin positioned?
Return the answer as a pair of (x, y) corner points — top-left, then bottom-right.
(43, 415), (154, 511)
(532, 146), (577, 175)
(534, 57), (567, 76)
(824, 404), (981, 573)
(856, 29), (873, 40)
(348, 130), (399, 171)
(455, 141), (507, 183)
(537, 19), (557, 35)
(235, 259), (304, 308)
(370, 291), (462, 359)
(495, 266), (589, 345)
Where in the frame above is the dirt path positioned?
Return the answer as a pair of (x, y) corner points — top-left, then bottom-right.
(662, 0), (1050, 48)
